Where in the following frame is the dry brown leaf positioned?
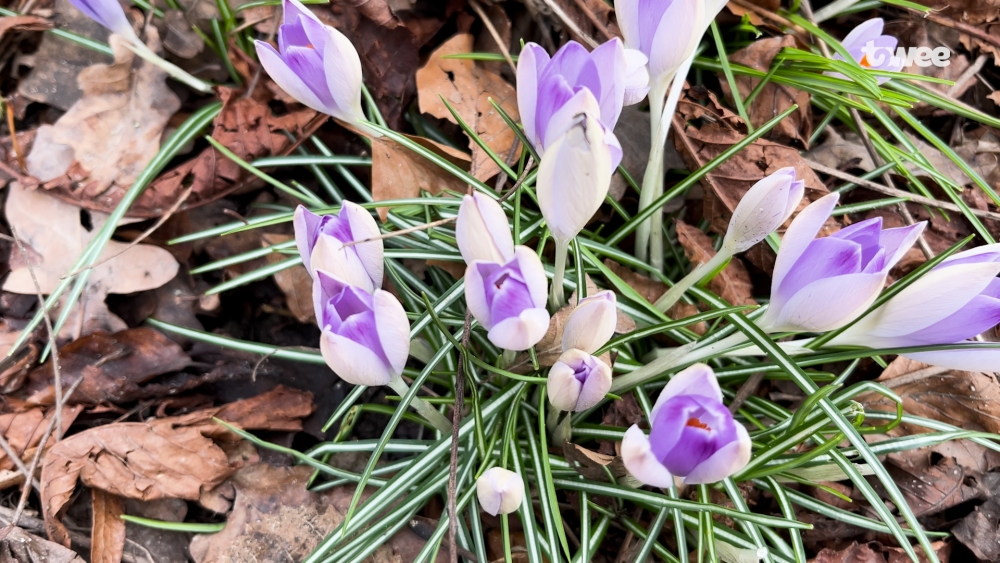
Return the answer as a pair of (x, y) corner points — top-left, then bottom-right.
(41, 386), (314, 546)
(810, 542), (888, 563)
(262, 234), (314, 324)
(26, 328), (190, 405)
(0, 526), (85, 563)
(674, 220), (755, 306)
(2, 183), (179, 337)
(25, 31), (180, 197)
(954, 497), (1000, 560)
(162, 10), (204, 59)
(804, 129), (875, 172)
(0, 405), (82, 472)
(371, 134), (469, 221)
(722, 35), (811, 147)
(416, 33), (521, 181)
(91, 489), (126, 563)
(563, 443), (629, 481)
(188, 463), (443, 563)
(601, 259), (709, 333)
(0, 15), (52, 40)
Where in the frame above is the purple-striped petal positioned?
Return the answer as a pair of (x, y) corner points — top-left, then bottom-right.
(622, 425), (676, 488)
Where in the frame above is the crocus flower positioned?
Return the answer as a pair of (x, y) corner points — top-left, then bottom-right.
(294, 203), (382, 293)
(254, 0), (367, 127)
(721, 168), (805, 254)
(313, 271), (409, 386)
(536, 113), (614, 247)
(548, 349), (612, 412)
(833, 18), (903, 84)
(465, 247), (550, 351)
(517, 39), (637, 166)
(757, 193), (924, 333)
(67, 0), (139, 43)
(622, 364), (751, 486)
(562, 290), (618, 354)
(456, 193), (514, 265)
(476, 467), (525, 516)
(830, 245), (1000, 371)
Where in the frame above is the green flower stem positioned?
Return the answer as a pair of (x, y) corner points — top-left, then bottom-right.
(608, 332), (750, 393)
(634, 80), (669, 265)
(386, 376), (452, 434)
(125, 40), (214, 93)
(550, 238), (570, 308)
(653, 251), (732, 313)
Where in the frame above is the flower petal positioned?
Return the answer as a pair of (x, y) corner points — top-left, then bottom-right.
(256, 40), (331, 114)
(905, 346), (1000, 372)
(547, 358), (584, 412)
(372, 289), (410, 376)
(293, 205), (322, 273)
(614, 0), (640, 52)
(562, 290), (618, 353)
(621, 425), (675, 488)
(516, 43), (550, 150)
(513, 246), (549, 310)
(771, 193), (840, 295)
(841, 18), (884, 52)
(457, 193), (514, 264)
(577, 357), (612, 411)
(650, 363), (723, 421)
(488, 308), (551, 351)
(322, 26), (365, 124)
(724, 167), (796, 253)
(648, 0), (701, 81)
(464, 261), (493, 329)
(764, 272), (886, 333)
(311, 234), (375, 294)
(342, 200), (384, 289)
(683, 423), (752, 485)
(320, 328), (394, 386)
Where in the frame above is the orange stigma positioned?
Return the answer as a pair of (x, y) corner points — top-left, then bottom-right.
(859, 55), (872, 68)
(686, 417), (710, 431)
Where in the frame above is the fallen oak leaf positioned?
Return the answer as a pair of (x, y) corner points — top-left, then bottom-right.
(41, 386), (314, 547)
(0, 405), (82, 472)
(370, 134), (469, 222)
(416, 33), (521, 181)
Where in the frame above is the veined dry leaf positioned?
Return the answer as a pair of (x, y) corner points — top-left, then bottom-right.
(416, 33), (520, 181)
(0, 527), (85, 563)
(262, 234), (314, 324)
(0, 405), (82, 472)
(91, 489), (126, 563)
(674, 220), (755, 306)
(2, 183), (180, 337)
(25, 328), (191, 406)
(41, 386), (314, 546)
(370, 134), (469, 221)
(25, 31), (180, 197)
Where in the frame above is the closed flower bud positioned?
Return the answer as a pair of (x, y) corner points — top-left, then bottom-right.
(314, 272), (409, 386)
(465, 247), (550, 351)
(758, 193), (924, 333)
(254, 0), (368, 127)
(67, 0), (139, 43)
(476, 467), (525, 516)
(456, 193), (514, 265)
(547, 349), (612, 412)
(622, 364), (751, 486)
(294, 203), (383, 293)
(831, 245), (1000, 371)
(722, 168), (805, 254)
(562, 290), (617, 354)
(536, 114), (614, 246)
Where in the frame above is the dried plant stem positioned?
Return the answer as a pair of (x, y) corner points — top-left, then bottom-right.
(536, 0), (598, 49)
(4, 99), (24, 173)
(468, 0), (516, 75)
(386, 376), (452, 433)
(447, 309), (471, 563)
(550, 238), (570, 308)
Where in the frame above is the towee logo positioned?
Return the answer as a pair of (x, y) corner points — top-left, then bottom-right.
(860, 41), (951, 68)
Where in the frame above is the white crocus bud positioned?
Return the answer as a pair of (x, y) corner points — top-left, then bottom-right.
(456, 193), (514, 265)
(476, 467), (525, 516)
(547, 349), (613, 412)
(721, 168), (805, 254)
(562, 290), (618, 354)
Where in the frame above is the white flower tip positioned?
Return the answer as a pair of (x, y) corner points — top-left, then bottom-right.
(476, 467), (524, 516)
(562, 290), (618, 354)
(621, 425), (674, 488)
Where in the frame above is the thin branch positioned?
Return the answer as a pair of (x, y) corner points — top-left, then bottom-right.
(536, 0), (598, 49)
(447, 309), (472, 563)
(4, 98), (25, 174)
(468, 0), (516, 75)
(570, 0), (613, 41)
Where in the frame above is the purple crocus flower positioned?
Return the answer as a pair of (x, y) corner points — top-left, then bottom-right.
(465, 246), (550, 351)
(831, 245), (1000, 371)
(313, 271), (409, 386)
(294, 203), (382, 293)
(67, 0), (139, 43)
(622, 364), (751, 486)
(757, 193), (924, 333)
(517, 39), (637, 167)
(254, 0), (367, 126)
(831, 18), (903, 84)
(548, 349), (612, 412)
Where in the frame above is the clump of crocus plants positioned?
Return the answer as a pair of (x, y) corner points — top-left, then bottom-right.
(70, 0), (1000, 560)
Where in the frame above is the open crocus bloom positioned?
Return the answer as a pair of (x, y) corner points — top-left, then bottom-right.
(622, 364), (751, 486)
(314, 271), (409, 386)
(722, 167), (805, 254)
(456, 193), (514, 265)
(548, 349), (613, 412)
(294, 203), (382, 293)
(517, 39), (634, 167)
(831, 245), (1000, 371)
(758, 193), (924, 333)
(832, 18), (903, 84)
(465, 246), (550, 351)
(254, 0), (367, 126)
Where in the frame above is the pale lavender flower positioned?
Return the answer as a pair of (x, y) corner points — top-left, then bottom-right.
(757, 193), (924, 333)
(465, 246), (550, 351)
(294, 203), (382, 293)
(476, 467), (525, 516)
(548, 349), (612, 412)
(622, 364), (751, 486)
(254, 0), (367, 126)
(831, 245), (1000, 371)
(67, 0), (139, 43)
(314, 271), (409, 386)
(722, 167), (805, 254)
(833, 18), (903, 84)
(562, 290), (618, 354)
(456, 193), (514, 265)
(517, 39), (638, 166)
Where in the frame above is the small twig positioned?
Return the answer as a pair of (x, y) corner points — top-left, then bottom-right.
(10, 226), (62, 440)
(447, 309), (472, 563)
(570, 0), (613, 41)
(0, 159), (30, 185)
(4, 99), (25, 174)
(906, 8), (1000, 54)
(494, 139), (522, 193)
(536, 0), (598, 49)
(806, 159), (1000, 222)
(0, 434), (40, 495)
(342, 217), (455, 247)
(242, 8), (280, 99)
(947, 54), (988, 98)
(468, 0), (517, 75)
(498, 156), (535, 204)
(729, 372), (765, 414)
(251, 349), (278, 382)
(727, 0), (811, 44)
